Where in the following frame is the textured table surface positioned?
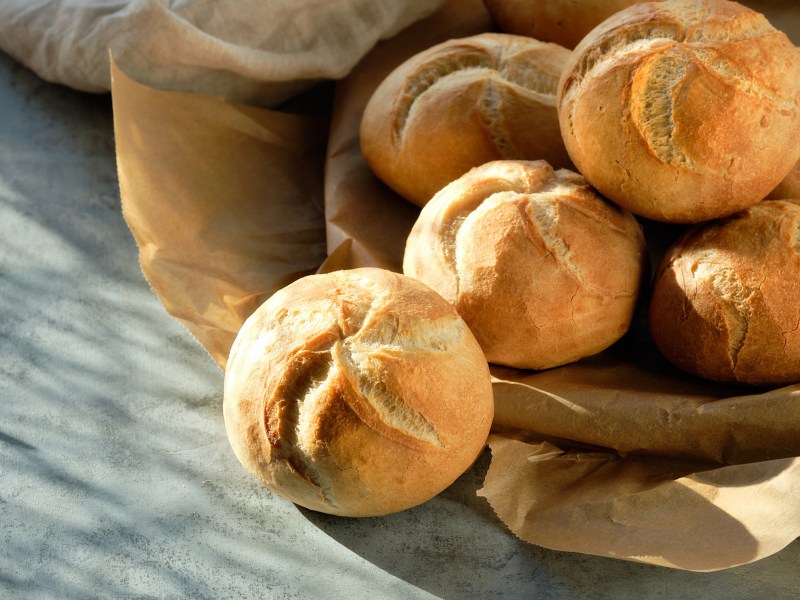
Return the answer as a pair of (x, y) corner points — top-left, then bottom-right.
(1, 49), (799, 600)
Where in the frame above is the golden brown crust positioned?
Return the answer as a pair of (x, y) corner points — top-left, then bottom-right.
(649, 201), (800, 386)
(403, 160), (647, 370)
(557, 0), (800, 224)
(767, 159), (800, 200)
(484, 0), (641, 49)
(360, 33), (572, 207)
(222, 268), (494, 516)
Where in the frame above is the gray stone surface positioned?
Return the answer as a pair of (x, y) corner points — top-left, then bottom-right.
(1, 49), (798, 600)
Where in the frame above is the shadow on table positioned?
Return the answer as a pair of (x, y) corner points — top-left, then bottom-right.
(300, 447), (800, 600)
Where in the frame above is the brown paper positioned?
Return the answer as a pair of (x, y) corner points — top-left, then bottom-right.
(112, 60), (329, 368)
(478, 436), (800, 572)
(112, 0), (800, 573)
(491, 338), (800, 465)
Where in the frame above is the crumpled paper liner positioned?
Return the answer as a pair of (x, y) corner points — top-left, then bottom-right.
(480, 436), (800, 571)
(112, 59), (328, 368)
(480, 328), (800, 571)
(112, 0), (800, 572)
(490, 338), (800, 465)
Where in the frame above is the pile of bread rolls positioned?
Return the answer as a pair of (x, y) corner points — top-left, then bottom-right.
(362, 0), (800, 385)
(223, 0), (800, 517)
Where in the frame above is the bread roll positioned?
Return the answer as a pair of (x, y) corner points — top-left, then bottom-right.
(768, 159), (800, 200)
(223, 268), (494, 517)
(558, 0), (800, 224)
(360, 33), (572, 207)
(484, 1), (800, 49)
(403, 160), (647, 370)
(649, 201), (800, 386)
(484, 0), (641, 49)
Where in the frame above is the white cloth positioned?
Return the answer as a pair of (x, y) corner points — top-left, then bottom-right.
(0, 0), (444, 105)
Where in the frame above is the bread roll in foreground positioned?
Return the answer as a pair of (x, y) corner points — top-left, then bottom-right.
(649, 201), (800, 386)
(360, 33), (572, 207)
(404, 160), (647, 370)
(223, 268), (494, 517)
(558, 0), (800, 224)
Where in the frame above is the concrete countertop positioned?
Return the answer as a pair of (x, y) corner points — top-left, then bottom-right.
(1, 49), (799, 600)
